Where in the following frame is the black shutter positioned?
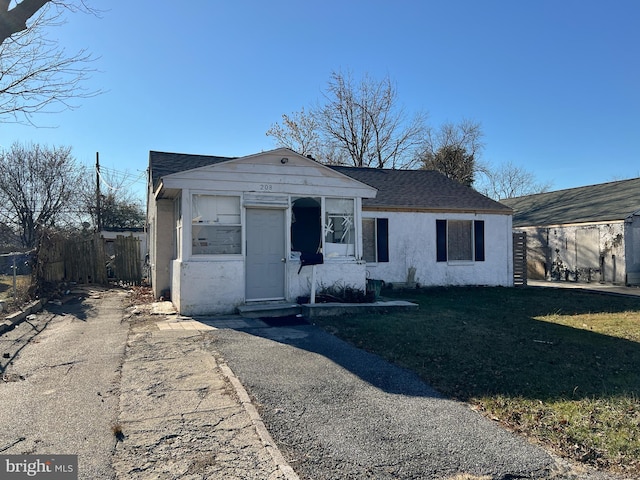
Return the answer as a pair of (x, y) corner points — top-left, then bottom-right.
(436, 220), (447, 262)
(376, 218), (389, 262)
(474, 220), (485, 262)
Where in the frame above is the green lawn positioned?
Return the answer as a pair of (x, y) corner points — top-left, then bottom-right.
(313, 286), (640, 475)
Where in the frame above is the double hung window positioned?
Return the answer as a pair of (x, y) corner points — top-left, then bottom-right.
(191, 195), (241, 255)
(436, 219), (485, 262)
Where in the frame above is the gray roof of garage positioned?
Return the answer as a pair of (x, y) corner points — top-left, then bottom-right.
(501, 177), (640, 227)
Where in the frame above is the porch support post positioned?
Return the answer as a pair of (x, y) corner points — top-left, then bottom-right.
(310, 265), (317, 304)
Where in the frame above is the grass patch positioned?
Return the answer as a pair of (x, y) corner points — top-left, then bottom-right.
(313, 286), (640, 475)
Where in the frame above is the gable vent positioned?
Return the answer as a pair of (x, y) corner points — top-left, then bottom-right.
(243, 193), (289, 208)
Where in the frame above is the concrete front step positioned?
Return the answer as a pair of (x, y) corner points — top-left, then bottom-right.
(301, 300), (419, 318)
(237, 303), (302, 318)
(237, 300), (419, 319)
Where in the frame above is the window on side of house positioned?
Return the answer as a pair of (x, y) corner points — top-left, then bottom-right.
(191, 195), (241, 255)
(324, 198), (355, 258)
(363, 218), (389, 263)
(436, 219), (485, 262)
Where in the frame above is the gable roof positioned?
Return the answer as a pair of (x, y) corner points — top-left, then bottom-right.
(148, 150), (511, 213)
(501, 177), (640, 227)
(149, 151), (235, 189)
(330, 166), (512, 213)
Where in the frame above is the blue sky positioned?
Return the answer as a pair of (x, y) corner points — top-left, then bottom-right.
(2, 0), (639, 201)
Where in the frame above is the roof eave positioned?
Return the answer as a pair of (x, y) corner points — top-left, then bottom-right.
(363, 205), (513, 215)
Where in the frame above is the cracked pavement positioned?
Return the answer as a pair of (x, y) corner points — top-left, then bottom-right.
(0, 287), (293, 480)
(113, 320), (288, 480)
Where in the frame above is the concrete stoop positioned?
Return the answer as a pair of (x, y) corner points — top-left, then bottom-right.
(237, 303), (302, 318)
(301, 300), (419, 318)
(237, 300), (418, 319)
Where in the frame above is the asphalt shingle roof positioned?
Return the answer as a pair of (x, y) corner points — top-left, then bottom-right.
(501, 177), (640, 227)
(149, 151), (511, 213)
(330, 166), (512, 213)
(149, 151), (235, 189)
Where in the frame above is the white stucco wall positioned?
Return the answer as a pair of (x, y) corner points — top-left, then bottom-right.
(363, 211), (513, 287)
(149, 199), (174, 298)
(287, 260), (367, 301)
(171, 258), (366, 315)
(172, 259), (245, 315)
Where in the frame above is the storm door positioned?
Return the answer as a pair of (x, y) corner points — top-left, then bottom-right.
(246, 208), (286, 301)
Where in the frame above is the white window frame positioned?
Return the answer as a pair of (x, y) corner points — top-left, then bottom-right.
(190, 194), (242, 257)
(323, 197), (356, 260)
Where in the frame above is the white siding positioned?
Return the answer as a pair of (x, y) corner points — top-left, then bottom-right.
(150, 199), (174, 298)
(161, 151), (377, 199)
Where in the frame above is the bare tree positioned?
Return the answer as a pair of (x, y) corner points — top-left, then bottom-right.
(476, 161), (552, 200)
(0, 0), (48, 44)
(77, 165), (145, 231)
(418, 119), (484, 185)
(266, 107), (322, 157)
(0, 1), (99, 124)
(0, 142), (86, 248)
(316, 70), (425, 168)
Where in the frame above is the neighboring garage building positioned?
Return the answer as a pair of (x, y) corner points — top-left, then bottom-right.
(502, 178), (640, 285)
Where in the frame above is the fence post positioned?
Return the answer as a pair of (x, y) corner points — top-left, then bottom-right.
(12, 255), (16, 301)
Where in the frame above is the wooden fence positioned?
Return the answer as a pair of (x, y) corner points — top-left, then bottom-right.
(513, 231), (528, 287)
(112, 235), (142, 285)
(36, 232), (142, 286)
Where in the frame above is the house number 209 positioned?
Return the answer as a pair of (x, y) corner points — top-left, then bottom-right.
(260, 184), (273, 191)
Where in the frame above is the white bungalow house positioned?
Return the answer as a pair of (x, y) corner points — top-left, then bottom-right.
(147, 148), (514, 315)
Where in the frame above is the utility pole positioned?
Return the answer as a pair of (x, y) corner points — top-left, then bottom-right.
(96, 152), (101, 232)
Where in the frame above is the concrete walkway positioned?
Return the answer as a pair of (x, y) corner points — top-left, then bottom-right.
(0, 288), (129, 479)
(528, 279), (640, 298)
(113, 304), (298, 480)
(0, 291), (298, 480)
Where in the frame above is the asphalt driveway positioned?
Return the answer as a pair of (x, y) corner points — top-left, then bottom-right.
(205, 320), (579, 480)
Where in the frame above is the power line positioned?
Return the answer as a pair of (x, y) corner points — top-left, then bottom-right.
(96, 166), (147, 192)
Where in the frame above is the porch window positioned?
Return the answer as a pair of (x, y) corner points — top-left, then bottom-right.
(363, 218), (389, 263)
(325, 198), (355, 258)
(291, 197), (321, 255)
(191, 195), (241, 255)
(436, 219), (485, 262)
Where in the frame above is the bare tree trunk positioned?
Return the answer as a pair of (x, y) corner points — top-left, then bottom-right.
(0, 0), (49, 45)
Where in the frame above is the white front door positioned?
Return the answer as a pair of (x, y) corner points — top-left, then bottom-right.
(246, 208), (286, 301)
